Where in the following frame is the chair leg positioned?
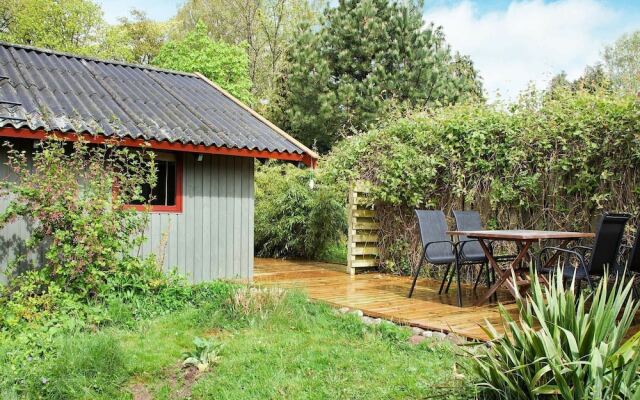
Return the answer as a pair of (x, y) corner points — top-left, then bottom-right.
(455, 258), (463, 307)
(445, 263), (455, 293)
(574, 279), (582, 306)
(408, 248), (427, 298)
(438, 263), (452, 295)
(485, 262), (492, 289)
(585, 274), (595, 291)
(490, 267), (498, 301)
(631, 274), (639, 299)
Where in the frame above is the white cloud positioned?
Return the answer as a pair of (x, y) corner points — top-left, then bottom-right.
(424, 0), (628, 101)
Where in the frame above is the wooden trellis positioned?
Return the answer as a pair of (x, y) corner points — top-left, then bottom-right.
(347, 181), (379, 275)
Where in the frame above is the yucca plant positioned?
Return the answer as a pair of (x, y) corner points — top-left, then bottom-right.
(472, 268), (640, 399)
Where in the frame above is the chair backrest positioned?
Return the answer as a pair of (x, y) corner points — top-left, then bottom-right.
(588, 212), (631, 275)
(452, 210), (486, 259)
(626, 226), (640, 273)
(415, 210), (453, 262)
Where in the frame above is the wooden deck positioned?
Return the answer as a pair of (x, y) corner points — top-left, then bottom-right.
(254, 258), (519, 341)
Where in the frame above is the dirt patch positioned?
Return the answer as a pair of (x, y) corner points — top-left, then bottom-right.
(203, 328), (225, 336)
(130, 383), (153, 400)
(165, 362), (205, 399)
(128, 362), (205, 399)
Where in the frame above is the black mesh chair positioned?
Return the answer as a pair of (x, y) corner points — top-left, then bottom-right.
(619, 225), (640, 296)
(452, 210), (490, 292)
(623, 225), (640, 274)
(538, 212), (630, 292)
(408, 210), (485, 307)
(451, 210), (518, 291)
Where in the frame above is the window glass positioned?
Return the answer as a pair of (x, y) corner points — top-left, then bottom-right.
(130, 159), (177, 206)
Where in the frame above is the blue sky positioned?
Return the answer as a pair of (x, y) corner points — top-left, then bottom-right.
(422, 0), (640, 100)
(97, 0), (179, 23)
(99, 0), (640, 100)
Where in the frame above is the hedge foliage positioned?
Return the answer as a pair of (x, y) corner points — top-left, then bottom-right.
(324, 89), (640, 273)
(254, 162), (347, 260)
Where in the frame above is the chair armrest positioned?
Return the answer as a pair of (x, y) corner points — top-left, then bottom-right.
(571, 245), (593, 251)
(571, 245), (593, 253)
(570, 245), (593, 259)
(538, 246), (587, 272)
(423, 240), (457, 253)
(539, 246), (585, 259)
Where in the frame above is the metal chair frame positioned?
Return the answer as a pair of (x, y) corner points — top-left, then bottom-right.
(538, 212), (631, 295)
(449, 210), (517, 294)
(408, 210), (486, 307)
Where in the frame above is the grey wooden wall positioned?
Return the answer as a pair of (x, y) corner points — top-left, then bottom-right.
(0, 140), (42, 283)
(0, 143), (254, 284)
(140, 153), (255, 282)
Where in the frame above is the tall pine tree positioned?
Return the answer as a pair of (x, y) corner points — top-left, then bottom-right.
(284, 0), (483, 151)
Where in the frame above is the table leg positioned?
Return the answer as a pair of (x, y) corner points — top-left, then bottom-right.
(475, 240), (532, 306)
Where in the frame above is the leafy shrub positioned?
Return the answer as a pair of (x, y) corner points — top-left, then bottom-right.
(0, 137), (158, 327)
(182, 337), (223, 372)
(323, 89), (640, 274)
(254, 161), (347, 260)
(0, 138), (231, 331)
(472, 270), (640, 399)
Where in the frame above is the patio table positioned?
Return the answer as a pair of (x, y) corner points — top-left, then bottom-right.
(447, 230), (595, 306)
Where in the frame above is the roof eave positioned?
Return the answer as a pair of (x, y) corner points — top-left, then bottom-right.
(0, 127), (315, 167)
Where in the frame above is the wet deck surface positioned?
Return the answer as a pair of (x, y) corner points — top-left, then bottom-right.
(254, 258), (520, 341)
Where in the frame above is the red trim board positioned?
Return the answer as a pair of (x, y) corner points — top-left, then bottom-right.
(0, 127), (316, 167)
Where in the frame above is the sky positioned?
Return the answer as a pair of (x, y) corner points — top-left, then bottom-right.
(98, 0), (640, 101)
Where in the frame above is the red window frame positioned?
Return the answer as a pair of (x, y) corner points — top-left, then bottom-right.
(126, 153), (183, 213)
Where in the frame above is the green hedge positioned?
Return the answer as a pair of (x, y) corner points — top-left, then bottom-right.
(324, 89), (640, 274)
(254, 162), (347, 261)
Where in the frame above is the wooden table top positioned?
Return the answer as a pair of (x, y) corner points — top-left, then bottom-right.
(447, 229), (595, 241)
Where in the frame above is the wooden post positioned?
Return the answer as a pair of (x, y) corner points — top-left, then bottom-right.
(347, 181), (379, 275)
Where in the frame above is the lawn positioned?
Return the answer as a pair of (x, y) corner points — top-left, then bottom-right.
(0, 287), (474, 399)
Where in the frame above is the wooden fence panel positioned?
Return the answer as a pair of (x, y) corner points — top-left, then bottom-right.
(347, 181), (379, 275)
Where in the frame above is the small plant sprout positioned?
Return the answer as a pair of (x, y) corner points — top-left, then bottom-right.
(182, 337), (223, 372)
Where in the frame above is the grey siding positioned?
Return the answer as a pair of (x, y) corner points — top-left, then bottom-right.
(0, 140), (47, 283)
(140, 153), (254, 282)
(0, 145), (254, 283)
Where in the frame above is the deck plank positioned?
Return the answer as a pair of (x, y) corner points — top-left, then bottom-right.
(253, 258), (520, 341)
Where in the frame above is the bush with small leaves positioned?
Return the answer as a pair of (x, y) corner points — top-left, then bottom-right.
(0, 137), (158, 329)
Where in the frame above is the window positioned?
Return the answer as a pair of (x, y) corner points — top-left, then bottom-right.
(128, 153), (182, 212)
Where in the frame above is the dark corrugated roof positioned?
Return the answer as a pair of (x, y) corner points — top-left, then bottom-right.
(0, 41), (313, 156)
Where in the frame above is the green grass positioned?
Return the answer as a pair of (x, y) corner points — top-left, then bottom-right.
(190, 297), (469, 399)
(2, 290), (474, 399)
